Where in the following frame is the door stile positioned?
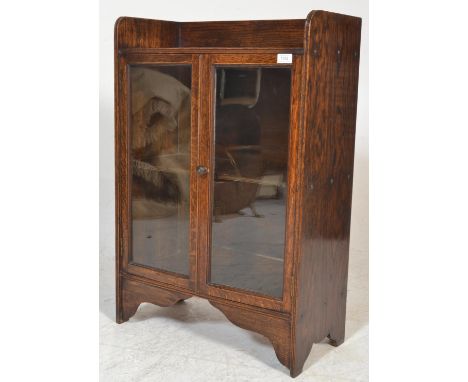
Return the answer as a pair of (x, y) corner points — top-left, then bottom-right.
(196, 53), (214, 296)
(188, 54), (200, 291)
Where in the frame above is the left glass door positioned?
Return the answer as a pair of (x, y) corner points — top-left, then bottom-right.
(119, 54), (198, 290)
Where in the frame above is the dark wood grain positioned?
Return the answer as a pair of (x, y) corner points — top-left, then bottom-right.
(115, 17), (305, 50)
(180, 20), (305, 48)
(119, 277), (192, 323)
(114, 11), (362, 378)
(115, 17), (179, 49)
(119, 47), (304, 55)
(290, 11), (361, 377)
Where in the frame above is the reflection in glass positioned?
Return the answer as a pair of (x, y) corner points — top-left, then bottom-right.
(210, 67), (291, 298)
(130, 65), (191, 275)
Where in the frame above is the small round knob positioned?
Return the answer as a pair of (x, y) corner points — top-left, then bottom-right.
(196, 165), (208, 175)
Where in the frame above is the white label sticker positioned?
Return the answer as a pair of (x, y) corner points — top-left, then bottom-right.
(277, 53), (292, 64)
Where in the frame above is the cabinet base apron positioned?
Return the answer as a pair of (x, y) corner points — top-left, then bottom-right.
(117, 274), (345, 378)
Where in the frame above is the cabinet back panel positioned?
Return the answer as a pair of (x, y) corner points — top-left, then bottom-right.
(179, 20), (305, 48)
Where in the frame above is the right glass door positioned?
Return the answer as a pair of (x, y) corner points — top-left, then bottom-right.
(209, 63), (292, 299)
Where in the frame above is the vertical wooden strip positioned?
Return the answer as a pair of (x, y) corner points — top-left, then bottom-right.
(190, 54), (201, 291)
(196, 54), (212, 294)
(114, 24), (122, 322)
(282, 54), (303, 313)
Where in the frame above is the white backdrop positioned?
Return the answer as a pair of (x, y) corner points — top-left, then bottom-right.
(99, 0), (369, 259)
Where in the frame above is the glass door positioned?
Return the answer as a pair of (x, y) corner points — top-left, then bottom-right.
(198, 53), (302, 311)
(121, 53), (199, 290)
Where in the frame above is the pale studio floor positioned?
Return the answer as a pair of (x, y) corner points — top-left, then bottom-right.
(99, 240), (368, 382)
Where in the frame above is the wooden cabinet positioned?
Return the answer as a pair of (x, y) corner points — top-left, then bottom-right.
(115, 10), (361, 377)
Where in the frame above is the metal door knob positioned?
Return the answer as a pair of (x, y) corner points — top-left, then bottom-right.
(196, 165), (208, 175)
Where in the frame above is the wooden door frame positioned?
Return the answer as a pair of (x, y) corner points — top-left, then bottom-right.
(197, 52), (303, 313)
(115, 52), (200, 291)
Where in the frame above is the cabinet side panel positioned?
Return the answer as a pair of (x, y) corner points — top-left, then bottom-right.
(291, 11), (361, 375)
(115, 17), (179, 49)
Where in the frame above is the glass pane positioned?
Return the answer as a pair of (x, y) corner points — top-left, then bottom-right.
(130, 65), (191, 276)
(210, 67), (291, 298)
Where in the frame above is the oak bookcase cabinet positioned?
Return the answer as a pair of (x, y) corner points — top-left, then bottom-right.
(115, 10), (361, 377)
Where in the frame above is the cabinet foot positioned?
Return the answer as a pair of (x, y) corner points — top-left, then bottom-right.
(290, 363), (304, 378)
(117, 277), (192, 323)
(327, 331), (345, 347)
